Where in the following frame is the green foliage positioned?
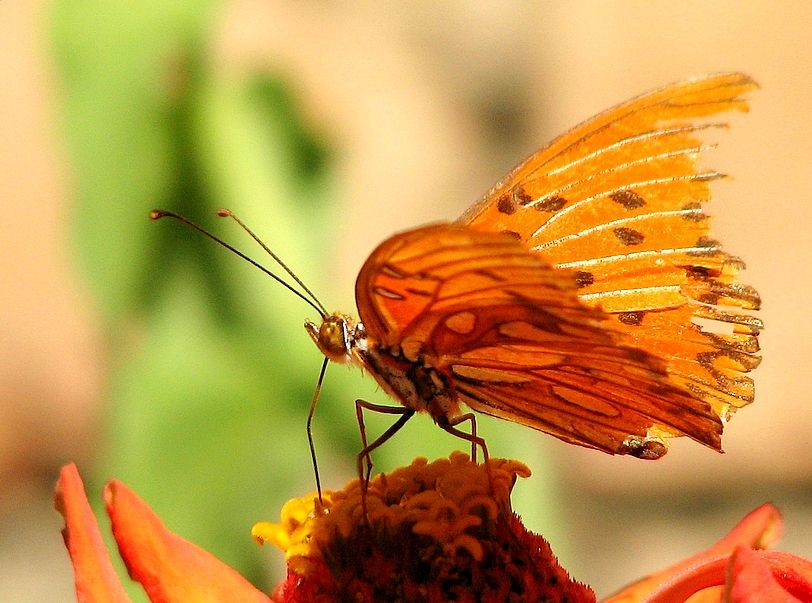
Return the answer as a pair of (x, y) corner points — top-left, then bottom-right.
(50, 0), (356, 593)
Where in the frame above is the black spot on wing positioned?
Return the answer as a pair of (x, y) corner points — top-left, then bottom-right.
(685, 265), (715, 280)
(497, 186), (534, 214)
(681, 202), (707, 222)
(497, 193), (518, 215)
(575, 271), (594, 288)
(688, 236), (722, 257)
(618, 311), (645, 326)
(515, 187), (533, 205)
(536, 195), (567, 212)
(613, 227), (645, 246)
(610, 190), (646, 210)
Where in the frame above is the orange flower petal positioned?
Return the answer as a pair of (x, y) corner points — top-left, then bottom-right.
(711, 504), (782, 555)
(603, 504), (782, 602)
(105, 479), (270, 603)
(54, 464), (130, 603)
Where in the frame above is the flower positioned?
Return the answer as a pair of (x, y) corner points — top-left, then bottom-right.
(55, 454), (595, 602)
(253, 451), (595, 602)
(55, 456), (812, 603)
(604, 503), (812, 602)
(54, 463), (270, 602)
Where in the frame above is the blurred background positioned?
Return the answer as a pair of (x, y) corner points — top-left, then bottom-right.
(2, 1), (811, 600)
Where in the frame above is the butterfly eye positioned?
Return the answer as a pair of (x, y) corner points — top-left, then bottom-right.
(306, 315), (352, 363)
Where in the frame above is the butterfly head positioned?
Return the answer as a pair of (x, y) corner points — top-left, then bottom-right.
(305, 313), (365, 364)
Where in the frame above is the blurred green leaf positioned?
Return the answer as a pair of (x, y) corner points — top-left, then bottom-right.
(51, 0), (349, 595)
(52, 0), (218, 320)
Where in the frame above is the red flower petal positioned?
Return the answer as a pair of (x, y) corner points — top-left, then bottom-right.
(603, 504), (783, 602)
(725, 546), (801, 602)
(54, 464), (130, 603)
(726, 547), (812, 602)
(105, 480), (271, 603)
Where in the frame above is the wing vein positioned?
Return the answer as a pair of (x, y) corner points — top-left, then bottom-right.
(578, 285), (682, 302)
(555, 244), (718, 269)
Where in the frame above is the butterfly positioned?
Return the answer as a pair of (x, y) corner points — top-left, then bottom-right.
(153, 72), (761, 489)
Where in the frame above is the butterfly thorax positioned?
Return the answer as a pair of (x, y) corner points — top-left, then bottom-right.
(305, 313), (459, 422)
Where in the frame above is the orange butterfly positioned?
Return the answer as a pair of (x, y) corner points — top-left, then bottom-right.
(154, 72), (761, 486)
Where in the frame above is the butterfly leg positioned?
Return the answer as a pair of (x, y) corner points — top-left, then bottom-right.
(438, 413), (494, 493)
(306, 358), (330, 504)
(437, 413), (489, 464)
(355, 399), (415, 487)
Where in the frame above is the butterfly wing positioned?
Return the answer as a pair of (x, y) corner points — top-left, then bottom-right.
(355, 223), (723, 458)
(460, 72), (761, 422)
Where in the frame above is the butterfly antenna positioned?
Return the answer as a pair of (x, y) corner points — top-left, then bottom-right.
(150, 209), (326, 318)
(217, 209), (329, 317)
